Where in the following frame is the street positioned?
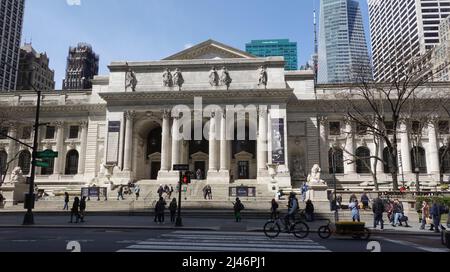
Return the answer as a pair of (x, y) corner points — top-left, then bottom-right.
(0, 215), (448, 253)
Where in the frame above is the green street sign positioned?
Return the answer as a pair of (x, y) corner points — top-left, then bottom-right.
(36, 150), (59, 159)
(35, 161), (50, 168)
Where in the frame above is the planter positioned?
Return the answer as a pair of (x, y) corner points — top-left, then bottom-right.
(335, 222), (366, 233)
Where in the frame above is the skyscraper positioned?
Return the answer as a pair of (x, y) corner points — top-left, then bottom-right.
(62, 43), (99, 90)
(318, 0), (372, 84)
(246, 39), (298, 71)
(369, 0), (450, 82)
(16, 43), (55, 91)
(0, 0), (25, 91)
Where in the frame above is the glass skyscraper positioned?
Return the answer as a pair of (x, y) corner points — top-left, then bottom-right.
(246, 39), (298, 71)
(318, 0), (372, 84)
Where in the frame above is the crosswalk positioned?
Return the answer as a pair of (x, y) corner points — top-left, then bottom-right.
(117, 230), (331, 252)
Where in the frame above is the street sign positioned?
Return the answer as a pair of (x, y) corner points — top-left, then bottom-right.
(34, 161), (49, 168)
(173, 164), (189, 171)
(36, 150), (59, 159)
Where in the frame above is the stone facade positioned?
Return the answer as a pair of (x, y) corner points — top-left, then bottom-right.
(0, 40), (449, 197)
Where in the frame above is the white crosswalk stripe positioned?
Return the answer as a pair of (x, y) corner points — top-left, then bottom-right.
(117, 230), (331, 252)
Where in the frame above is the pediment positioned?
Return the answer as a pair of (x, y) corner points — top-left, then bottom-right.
(164, 39), (255, 60)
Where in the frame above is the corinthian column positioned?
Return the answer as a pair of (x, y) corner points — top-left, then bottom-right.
(7, 126), (18, 173)
(53, 121), (65, 175)
(209, 112), (218, 171)
(77, 121), (88, 174)
(160, 109), (171, 172)
(257, 106), (268, 174)
(123, 111), (135, 172)
(171, 116), (180, 169)
(428, 119), (440, 175)
(399, 120), (412, 174)
(319, 116), (329, 174)
(220, 110), (228, 171)
(344, 119), (356, 174)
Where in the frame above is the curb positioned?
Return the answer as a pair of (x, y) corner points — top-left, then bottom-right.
(0, 225), (220, 231)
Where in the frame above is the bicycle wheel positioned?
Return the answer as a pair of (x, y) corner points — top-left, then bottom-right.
(318, 225), (332, 239)
(293, 221), (310, 239)
(264, 221), (281, 238)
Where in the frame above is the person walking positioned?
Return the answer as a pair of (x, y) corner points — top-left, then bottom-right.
(134, 184), (140, 201)
(270, 199), (279, 220)
(349, 200), (360, 222)
(79, 196), (87, 223)
(336, 195), (343, 209)
(69, 197), (80, 223)
(203, 185), (208, 200)
(168, 185), (174, 200)
(305, 199), (315, 222)
(207, 185), (213, 200)
(284, 192), (299, 228)
(372, 196), (384, 230)
(349, 193), (357, 203)
(169, 198), (177, 223)
(155, 197), (166, 224)
(392, 199), (404, 227)
(63, 192), (70, 211)
(157, 185), (164, 198)
(361, 193), (370, 210)
(117, 185), (124, 200)
(420, 201), (431, 230)
(233, 198), (245, 222)
(430, 200), (441, 233)
(301, 183), (309, 202)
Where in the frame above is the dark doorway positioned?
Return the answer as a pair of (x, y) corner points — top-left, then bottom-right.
(238, 161), (249, 179)
(194, 161), (206, 180)
(151, 161), (161, 180)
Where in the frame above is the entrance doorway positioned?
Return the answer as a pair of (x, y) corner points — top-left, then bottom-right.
(194, 161), (206, 180)
(151, 162), (161, 180)
(238, 161), (249, 179)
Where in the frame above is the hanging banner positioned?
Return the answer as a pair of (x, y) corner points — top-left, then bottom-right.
(271, 118), (285, 164)
(106, 121), (121, 165)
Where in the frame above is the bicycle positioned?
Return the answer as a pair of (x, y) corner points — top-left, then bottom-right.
(263, 212), (310, 239)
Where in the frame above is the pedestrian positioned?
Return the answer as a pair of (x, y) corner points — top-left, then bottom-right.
(372, 196), (384, 230)
(336, 195), (343, 209)
(420, 201), (431, 230)
(164, 184), (170, 195)
(169, 198), (177, 223)
(301, 183), (309, 202)
(361, 193), (370, 210)
(63, 192), (70, 211)
(203, 185), (208, 200)
(69, 197), (80, 223)
(284, 192), (299, 228)
(134, 184), (140, 201)
(155, 197), (166, 224)
(305, 199), (315, 222)
(117, 185), (124, 200)
(79, 196), (87, 223)
(207, 185), (213, 200)
(392, 199), (404, 227)
(349, 200), (360, 222)
(233, 198), (245, 222)
(196, 169), (202, 180)
(430, 200), (441, 233)
(157, 184), (164, 198)
(270, 199), (279, 220)
(349, 193), (357, 203)
(168, 185), (174, 199)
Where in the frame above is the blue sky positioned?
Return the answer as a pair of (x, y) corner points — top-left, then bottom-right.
(23, 0), (370, 89)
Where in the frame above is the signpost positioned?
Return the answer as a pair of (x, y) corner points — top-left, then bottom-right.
(173, 164), (189, 227)
(34, 161), (50, 168)
(36, 150), (59, 159)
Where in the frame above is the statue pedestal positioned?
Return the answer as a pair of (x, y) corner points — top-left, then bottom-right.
(13, 183), (29, 204)
(307, 184), (329, 202)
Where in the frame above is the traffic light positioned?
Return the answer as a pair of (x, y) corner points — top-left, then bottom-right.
(182, 172), (191, 184)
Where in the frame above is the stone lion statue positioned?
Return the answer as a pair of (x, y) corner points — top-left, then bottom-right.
(9, 167), (27, 185)
(307, 164), (326, 185)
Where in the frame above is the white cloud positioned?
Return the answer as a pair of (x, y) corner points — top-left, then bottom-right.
(66, 0), (81, 6)
(184, 43), (193, 49)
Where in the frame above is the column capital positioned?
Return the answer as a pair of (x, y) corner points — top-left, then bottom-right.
(53, 121), (64, 128)
(318, 116), (328, 126)
(125, 110), (136, 121)
(258, 105), (268, 116)
(428, 116), (440, 126)
(162, 109), (171, 119)
(79, 121), (88, 128)
(210, 112), (216, 119)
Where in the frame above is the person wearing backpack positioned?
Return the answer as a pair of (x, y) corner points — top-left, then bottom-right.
(169, 198), (177, 223)
(233, 198), (244, 222)
(284, 192), (299, 228)
(372, 196), (384, 229)
(79, 196), (87, 223)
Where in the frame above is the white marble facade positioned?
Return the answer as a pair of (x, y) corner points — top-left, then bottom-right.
(1, 40), (450, 193)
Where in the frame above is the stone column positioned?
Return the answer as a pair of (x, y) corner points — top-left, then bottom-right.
(209, 112), (218, 171)
(220, 111), (228, 171)
(160, 109), (171, 172)
(374, 120), (385, 174)
(399, 120), (412, 174)
(77, 121), (88, 174)
(53, 121), (65, 175)
(344, 119), (356, 174)
(427, 119), (440, 175)
(171, 116), (180, 169)
(319, 116), (329, 174)
(257, 106), (268, 174)
(7, 126), (18, 173)
(123, 111), (135, 172)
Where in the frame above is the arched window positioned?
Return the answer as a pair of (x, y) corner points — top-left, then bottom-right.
(40, 150), (55, 175)
(439, 146), (450, 174)
(329, 148), (344, 174)
(383, 147), (397, 174)
(0, 151), (7, 175)
(65, 150), (79, 175)
(18, 150), (31, 175)
(411, 147), (427, 174)
(356, 147), (371, 174)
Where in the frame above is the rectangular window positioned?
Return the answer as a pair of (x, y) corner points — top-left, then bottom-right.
(439, 121), (450, 135)
(384, 121), (395, 135)
(357, 124), (368, 135)
(412, 121), (422, 135)
(329, 122), (341, 136)
(21, 126), (32, 139)
(0, 127), (8, 139)
(69, 126), (79, 139)
(45, 126), (56, 139)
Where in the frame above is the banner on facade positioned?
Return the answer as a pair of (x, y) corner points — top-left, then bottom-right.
(106, 121), (121, 165)
(271, 118), (285, 164)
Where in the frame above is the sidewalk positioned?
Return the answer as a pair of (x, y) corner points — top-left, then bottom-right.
(0, 214), (443, 236)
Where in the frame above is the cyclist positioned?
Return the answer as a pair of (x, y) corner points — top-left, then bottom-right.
(284, 192), (299, 230)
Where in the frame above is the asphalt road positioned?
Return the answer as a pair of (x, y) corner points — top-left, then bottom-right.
(0, 227), (447, 253)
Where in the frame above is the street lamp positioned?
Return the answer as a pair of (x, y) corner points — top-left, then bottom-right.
(331, 144), (339, 223)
